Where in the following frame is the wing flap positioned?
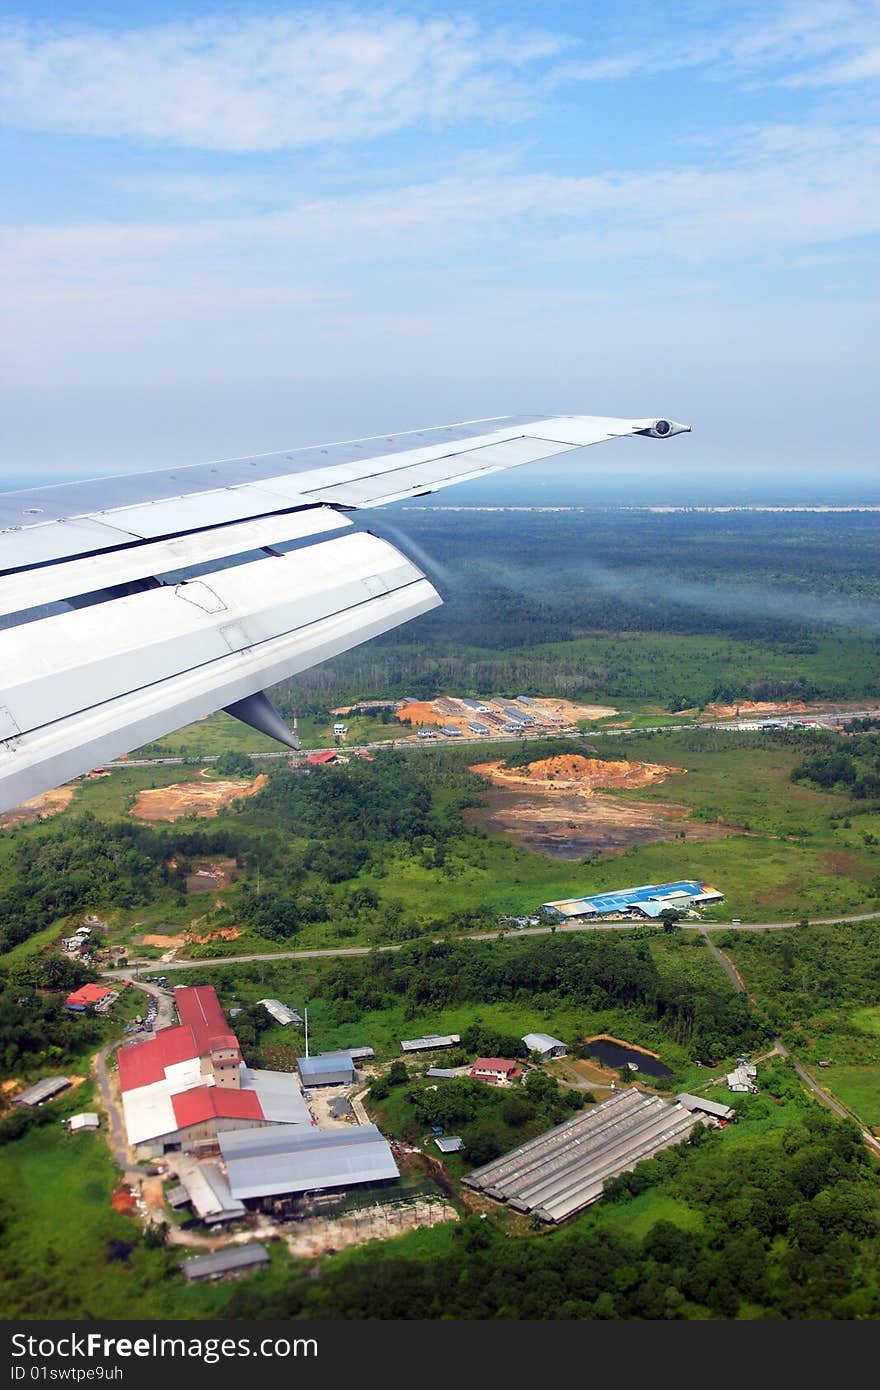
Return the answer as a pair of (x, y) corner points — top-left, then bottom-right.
(0, 531), (440, 810)
(0, 507), (350, 621)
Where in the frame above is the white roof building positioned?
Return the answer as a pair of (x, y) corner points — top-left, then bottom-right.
(522, 1033), (567, 1059)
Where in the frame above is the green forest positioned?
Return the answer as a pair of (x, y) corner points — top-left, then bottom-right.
(263, 508), (879, 711)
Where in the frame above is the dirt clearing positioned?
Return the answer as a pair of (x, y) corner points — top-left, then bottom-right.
(283, 1197), (457, 1257)
(0, 786), (75, 829)
(471, 754), (684, 794)
(131, 774), (266, 821)
(467, 754), (744, 858)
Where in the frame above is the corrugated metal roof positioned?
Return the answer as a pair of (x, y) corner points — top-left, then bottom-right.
(676, 1093), (734, 1119)
(12, 1076), (70, 1106)
(257, 999), (303, 1026)
(220, 1123), (399, 1200)
(344, 1047), (374, 1060)
(435, 1136), (463, 1153)
(463, 1090), (699, 1223)
(67, 1112), (99, 1131)
(180, 1244), (269, 1281)
(542, 881), (723, 917)
(174, 1157), (246, 1221)
(400, 1034), (460, 1052)
(297, 1052), (356, 1083)
(242, 1067), (310, 1124)
(522, 1033), (565, 1053)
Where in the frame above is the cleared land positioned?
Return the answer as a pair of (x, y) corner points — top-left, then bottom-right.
(466, 753), (743, 859)
(0, 786), (76, 829)
(131, 773), (267, 821)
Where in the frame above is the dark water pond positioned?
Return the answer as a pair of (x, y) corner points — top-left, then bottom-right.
(585, 1040), (672, 1078)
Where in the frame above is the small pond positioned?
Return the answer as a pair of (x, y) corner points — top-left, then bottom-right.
(585, 1039), (672, 1078)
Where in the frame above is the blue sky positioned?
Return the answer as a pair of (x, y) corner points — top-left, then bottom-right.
(1, 1), (878, 490)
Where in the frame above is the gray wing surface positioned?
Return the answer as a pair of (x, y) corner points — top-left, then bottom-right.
(0, 412), (690, 812)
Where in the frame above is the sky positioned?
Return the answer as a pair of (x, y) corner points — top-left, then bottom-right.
(1, 1), (878, 496)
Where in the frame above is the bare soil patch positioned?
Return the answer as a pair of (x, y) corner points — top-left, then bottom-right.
(702, 699), (808, 720)
(467, 754), (742, 859)
(471, 753), (684, 793)
(0, 786), (75, 829)
(131, 774), (266, 822)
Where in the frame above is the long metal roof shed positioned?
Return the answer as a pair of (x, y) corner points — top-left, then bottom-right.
(12, 1076), (71, 1107)
(463, 1090), (699, 1223)
(220, 1123), (399, 1201)
(297, 1052), (356, 1086)
(180, 1244), (270, 1282)
(676, 1093), (735, 1121)
(400, 1034), (460, 1052)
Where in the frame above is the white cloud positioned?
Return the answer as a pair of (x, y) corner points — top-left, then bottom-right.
(2, 120), (876, 303)
(553, 0), (878, 88)
(0, 12), (566, 151)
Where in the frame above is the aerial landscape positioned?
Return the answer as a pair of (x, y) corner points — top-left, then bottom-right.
(0, 0), (878, 1344)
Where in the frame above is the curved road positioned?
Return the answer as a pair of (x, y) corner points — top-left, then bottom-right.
(100, 910), (880, 980)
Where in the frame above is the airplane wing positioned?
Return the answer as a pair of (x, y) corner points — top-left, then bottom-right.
(0, 412), (690, 812)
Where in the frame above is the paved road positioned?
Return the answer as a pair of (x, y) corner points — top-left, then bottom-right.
(100, 910), (880, 980)
(105, 706), (880, 768)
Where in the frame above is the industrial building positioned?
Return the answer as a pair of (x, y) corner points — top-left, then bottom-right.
(180, 1244), (269, 1283)
(541, 880), (724, 922)
(676, 1093), (735, 1122)
(401, 1034), (460, 1053)
(439, 725), (462, 737)
(13, 1076), (70, 1107)
(257, 999), (303, 1027)
(297, 1052), (357, 1087)
(468, 722), (490, 735)
(118, 985), (310, 1156)
(522, 1033), (567, 1060)
(426, 1067), (459, 1079)
(344, 1046), (375, 1061)
(220, 1123), (399, 1202)
(462, 1089), (700, 1223)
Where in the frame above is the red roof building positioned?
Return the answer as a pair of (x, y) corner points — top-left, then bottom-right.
(117, 1024), (201, 1092)
(306, 750), (338, 766)
(171, 1086), (262, 1129)
(470, 1058), (522, 1085)
(118, 984), (310, 1154)
(65, 983), (115, 1010)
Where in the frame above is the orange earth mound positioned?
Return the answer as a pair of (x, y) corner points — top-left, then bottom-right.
(469, 754), (684, 795)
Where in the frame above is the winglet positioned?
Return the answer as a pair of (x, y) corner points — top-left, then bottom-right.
(222, 691), (300, 750)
